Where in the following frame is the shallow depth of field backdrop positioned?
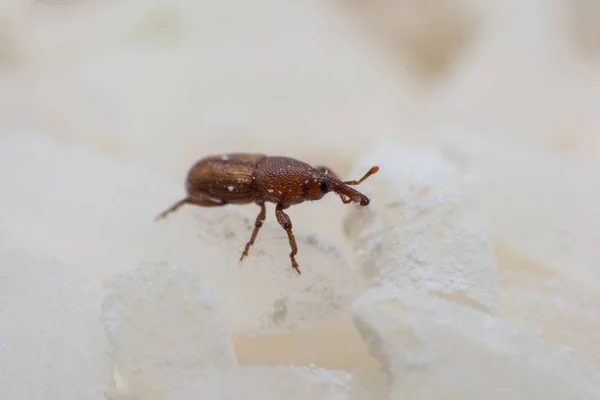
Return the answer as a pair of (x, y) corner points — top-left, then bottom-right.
(1, 0), (600, 399)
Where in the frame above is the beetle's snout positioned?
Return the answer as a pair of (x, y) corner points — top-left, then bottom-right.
(360, 197), (370, 206)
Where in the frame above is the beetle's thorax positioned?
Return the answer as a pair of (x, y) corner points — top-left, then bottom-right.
(252, 156), (320, 205)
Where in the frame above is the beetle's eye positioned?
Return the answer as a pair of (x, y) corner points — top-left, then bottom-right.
(319, 182), (329, 194)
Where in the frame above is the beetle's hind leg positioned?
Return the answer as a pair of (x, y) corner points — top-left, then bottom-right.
(155, 197), (189, 220)
(275, 203), (301, 275)
(240, 202), (266, 261)
(154, 196), (225, 221)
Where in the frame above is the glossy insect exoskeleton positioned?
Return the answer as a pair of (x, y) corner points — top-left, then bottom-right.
(155, 153), (379, 274)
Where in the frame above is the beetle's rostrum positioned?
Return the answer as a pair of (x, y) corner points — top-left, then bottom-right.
(155, 153), (379, 274)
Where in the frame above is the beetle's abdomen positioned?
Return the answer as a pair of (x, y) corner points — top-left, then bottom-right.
(185, 154), (265, 203)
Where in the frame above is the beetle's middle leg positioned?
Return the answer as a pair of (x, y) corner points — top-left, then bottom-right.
(275, 203), (300, 275)
(240, 202), (266, 261)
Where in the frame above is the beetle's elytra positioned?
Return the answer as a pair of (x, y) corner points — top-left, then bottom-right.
(155, 153), (379, 274)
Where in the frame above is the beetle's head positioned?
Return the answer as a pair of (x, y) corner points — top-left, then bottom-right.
(327, 181), (370, 206)
(307, 177), (331, 202)
(307, 166), (378, 206)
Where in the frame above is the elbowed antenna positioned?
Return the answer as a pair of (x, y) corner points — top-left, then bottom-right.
(343, 166), (379, 186)
(323, 165), (379, 206)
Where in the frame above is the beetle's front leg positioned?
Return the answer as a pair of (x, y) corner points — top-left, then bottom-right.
(240, 202), (266, 261)
(275, 203), (300, 274)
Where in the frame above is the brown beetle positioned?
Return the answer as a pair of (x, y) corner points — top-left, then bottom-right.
(155, 153), (379, 274)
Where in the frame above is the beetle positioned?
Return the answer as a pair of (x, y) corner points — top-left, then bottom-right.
(155, 153), (379, 274)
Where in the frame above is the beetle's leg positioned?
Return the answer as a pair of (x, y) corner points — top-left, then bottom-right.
(275, 203), (300, 275)
(154, 197), (224, 220)
(342, 166), (379, 186)
(240, 202), (266, 261)
(315, 166), (341, 180)
(155, 197), (189, 220)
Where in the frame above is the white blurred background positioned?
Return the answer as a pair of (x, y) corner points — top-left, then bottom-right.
(1, 0), (599, 174)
